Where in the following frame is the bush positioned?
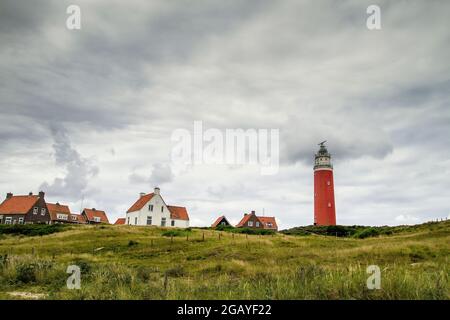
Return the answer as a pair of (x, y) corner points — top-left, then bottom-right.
(232, 228), (275, 235)
(165, 266), (186, 277)
(15, 263), (37, 283)
(162, 230), (191, 237)
(353, 228), (380, 239)
(214, 225), (235, 232)
(128, 240), (139, 247)
(0, 224), (67, 236)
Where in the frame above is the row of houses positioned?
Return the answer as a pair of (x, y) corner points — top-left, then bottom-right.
(114, 187), (278, 231)
(0, 191), (109, 225)
(211, 211), (278, 231)
(0, 187), (278, 231)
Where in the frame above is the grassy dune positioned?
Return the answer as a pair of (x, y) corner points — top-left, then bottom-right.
(0, 221), (448, 300)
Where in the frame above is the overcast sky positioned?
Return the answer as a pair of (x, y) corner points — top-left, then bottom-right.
(1, 0), (449, 229)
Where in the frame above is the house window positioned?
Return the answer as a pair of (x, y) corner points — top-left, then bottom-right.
(171, 220), (175, 227)
(5, 217), (12, 224)
(18, 217), (24, 224)
(93, 217), (101, 223)
(57, 214), (68, 220)
(256, 221), (260, 227)
(149, 205), (153, 212)
(147, 216), (152, 225)
(161, 206), (164, 213)
(267, 223), (273, 228)
(33, 207), (38, 215)
(41, 208), (46, 216)
(161, 217), (166, 227)
(127, 217), (130, 225)
(135, 217), (138, 225)
(248, 221), (253, 227)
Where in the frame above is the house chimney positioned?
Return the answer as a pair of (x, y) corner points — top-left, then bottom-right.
(39, 191), (45, 199)
(6, 192), (13, 199)
(29, 192), (33, 196)
(251, 210), (256, 215)
(140, 192), (146, 198)
(92, 208), (96, 211)
(154, 187), (160, 195)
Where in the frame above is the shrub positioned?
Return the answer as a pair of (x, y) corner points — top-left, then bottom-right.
(162, 230), (190, 237)
(0, 224), (67, 236)
(232, 228), (275, 235)
(165, 266), (186, 277)
(128, 240), (139, 247)
(353, 228), (380, 239)
(15, 263), (37, 283)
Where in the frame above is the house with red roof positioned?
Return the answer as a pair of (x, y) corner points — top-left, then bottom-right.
(236, 211), (278, 231)
(125, 187), (189, 228)
(47, 202), (87, 224)
(0, 191), (50, 225)
(211, 215), (231, 228)
(81, 208), (109, 224)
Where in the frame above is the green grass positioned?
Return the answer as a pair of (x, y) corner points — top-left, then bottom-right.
(0, 221), (448, 300)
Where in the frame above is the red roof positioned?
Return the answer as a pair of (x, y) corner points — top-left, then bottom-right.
(47, 203), (71, 221)
(82, 208), (109, 224)
(0, 195), (39, 215)
(126, 193), (154, 213)
(168, 206), (189, 221)
(258, 216), (278, 230)
(211, 215), (230, 228)
(236, 213), (261, 227)
(114, 218), (126, 225)
(236, 213), (278, 230)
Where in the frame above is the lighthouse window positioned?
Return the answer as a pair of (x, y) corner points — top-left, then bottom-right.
(327, 181), (331, 185)
(328, 202), (332, 207)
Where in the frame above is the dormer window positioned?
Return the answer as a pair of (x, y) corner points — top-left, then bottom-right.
(94, 216), (101, 223)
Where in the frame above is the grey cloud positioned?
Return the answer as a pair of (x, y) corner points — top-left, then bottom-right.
(39, 125), (99, 200)
(1, 0), (449, 227)
(129, 163), (173, 187)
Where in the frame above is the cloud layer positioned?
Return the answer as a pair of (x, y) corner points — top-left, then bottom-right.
(1, 0), (449, 228)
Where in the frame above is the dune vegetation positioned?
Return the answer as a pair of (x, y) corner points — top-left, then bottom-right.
(0, 221), (448, 300)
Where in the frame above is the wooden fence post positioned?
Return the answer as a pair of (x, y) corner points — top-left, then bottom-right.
(202, 232), (205, 242)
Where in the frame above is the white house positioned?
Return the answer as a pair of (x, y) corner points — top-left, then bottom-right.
(125, 187), (190, 228)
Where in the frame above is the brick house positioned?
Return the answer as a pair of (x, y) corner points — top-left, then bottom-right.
(236, 211), (278, 231)
(0, 192), (50, 225)
(81, 208), (109, 224)
(47, 202), (86, 224)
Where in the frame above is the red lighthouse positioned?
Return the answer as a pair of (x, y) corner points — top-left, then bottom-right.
(314, 141), (336, 226)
